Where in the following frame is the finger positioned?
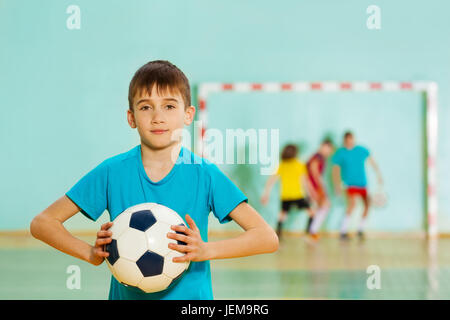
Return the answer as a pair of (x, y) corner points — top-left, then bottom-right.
(96, 237), (112, 247)
(95, 248), (110, 258)
(167, 232), (190, 244)
(173, 253), (193, 263)
(99, 251), (109, 258)
(97, 230), (112, 238)
(168, 242), (191, 253)
(171, 224), (193, 235)
(101, 222), (113, 231)
(185, 214), (199, 232)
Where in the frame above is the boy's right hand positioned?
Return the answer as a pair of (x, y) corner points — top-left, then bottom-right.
(88, 222), (113, 266)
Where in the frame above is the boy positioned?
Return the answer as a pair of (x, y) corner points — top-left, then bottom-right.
(260, 144), (315, 239)
(331, 131), (383, 240)
(30, 60), (278, 300)
(305, 139), (334, 238)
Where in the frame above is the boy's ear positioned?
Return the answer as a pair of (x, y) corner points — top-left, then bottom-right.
(127, 109), (136, 128)
(184, 105), (196, 125)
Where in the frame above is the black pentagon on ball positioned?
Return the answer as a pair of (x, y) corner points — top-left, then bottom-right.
(136, 251), (164, 277)
(176, 223), (187, 245)
(129, 209), (157, 231)
(105, 239), (119, 265)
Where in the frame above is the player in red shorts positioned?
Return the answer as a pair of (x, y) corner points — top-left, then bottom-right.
(332, 132), (383, 240)
(306, 139), (334, 240)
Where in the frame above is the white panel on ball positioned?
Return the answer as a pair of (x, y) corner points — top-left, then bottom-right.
(112, 258), (144, 287)
(163, 251), (189, 279)
(110, 210), (132, 240)
(138, 274), (173, 293)
(152, 204), (185, 226)
(117, 229), (148, 261)
(132, 203), (159, 216)
(145, 221), (177, 257)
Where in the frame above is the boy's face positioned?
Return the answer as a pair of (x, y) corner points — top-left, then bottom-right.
(321, 144), (333, 157)
(127, 86), (195, 151)
(344, 135), (355, 149)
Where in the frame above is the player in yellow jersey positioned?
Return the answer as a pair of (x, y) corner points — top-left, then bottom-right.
(261, 144), (316, 238)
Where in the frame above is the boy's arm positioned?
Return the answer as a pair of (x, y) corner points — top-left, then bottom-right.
(309, 159), (323, 190)
(167, 202), (279, 262)
(302, 174), (317, 200)
(368, 156), (383, 186)
(30, 195), (111, 266)
(260, 174), (279, 205)
(332, 164), (342, 195)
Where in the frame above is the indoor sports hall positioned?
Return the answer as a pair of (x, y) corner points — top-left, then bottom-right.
(1, 0), (450, 300)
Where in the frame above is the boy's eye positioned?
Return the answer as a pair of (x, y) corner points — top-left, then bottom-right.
(140, 105), (175, 110)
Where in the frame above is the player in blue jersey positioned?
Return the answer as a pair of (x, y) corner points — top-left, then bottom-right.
(30, 60), (278, 300)
(332, 131), (383, 240)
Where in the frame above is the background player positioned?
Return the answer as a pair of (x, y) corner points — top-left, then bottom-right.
(260, 144), (315, 239)
(332, 131), (383, 240)
(306, 139), (334, 239)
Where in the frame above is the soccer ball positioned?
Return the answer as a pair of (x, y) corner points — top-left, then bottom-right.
(104, 203), (190, 293)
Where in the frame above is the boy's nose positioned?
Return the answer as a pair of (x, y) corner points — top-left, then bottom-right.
(152, 117), (164, 124)
(151, 112), (165, 124)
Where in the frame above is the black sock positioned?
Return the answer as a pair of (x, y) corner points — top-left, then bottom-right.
(277, 221), (283, 236)
(306, 217), (313, 234)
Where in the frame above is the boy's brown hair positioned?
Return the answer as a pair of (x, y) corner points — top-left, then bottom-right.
(344, 131), (353, 140)
(322, 138), (334, 147)
(128, 60), (191, 111)
(281, 144), (298, 160)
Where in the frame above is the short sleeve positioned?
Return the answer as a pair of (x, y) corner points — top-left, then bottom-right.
(360, 146), (370, 159)
(299, 162), (307, 176)
(207, 163), (248, 224)
(65, 160), (109, 222)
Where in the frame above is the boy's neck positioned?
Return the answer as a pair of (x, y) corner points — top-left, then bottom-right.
(140, 142), (182, 169)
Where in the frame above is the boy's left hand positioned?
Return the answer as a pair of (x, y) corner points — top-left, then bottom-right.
(167, 214), (210, 263)
(377, 174), (384, 186)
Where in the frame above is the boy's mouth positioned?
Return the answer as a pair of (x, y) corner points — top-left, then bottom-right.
(150, 129), (169, 135)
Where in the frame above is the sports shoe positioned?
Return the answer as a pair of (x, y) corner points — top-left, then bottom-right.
(309, 233), (320, 241)
(340, 233), (350, 240)
(357, 231), (365, 241)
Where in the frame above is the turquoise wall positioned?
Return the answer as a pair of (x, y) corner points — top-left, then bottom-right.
(208, 91), (424, 232)
(1, 0), (449, 232)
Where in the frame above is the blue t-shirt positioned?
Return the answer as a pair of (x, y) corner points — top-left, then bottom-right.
(331, 146), (370, 187)
(65, 145), (248, 300)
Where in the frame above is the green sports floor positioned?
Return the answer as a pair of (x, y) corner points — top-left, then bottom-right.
(1, 233), (449, 300)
